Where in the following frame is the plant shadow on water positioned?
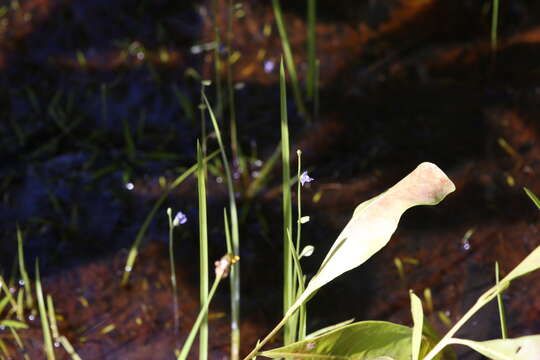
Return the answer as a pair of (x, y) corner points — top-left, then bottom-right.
(1, 0), (540, 358)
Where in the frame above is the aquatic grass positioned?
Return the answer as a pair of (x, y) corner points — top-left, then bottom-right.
(524, 187), (540, 209)
(197, 141), (209, 360)
(226, 0), (240, 168)
(46, 295), (59, 342)
(495, 261), (507, 339)
(279, 59), (296, 345)
(121, 151), (218, 286)
(306, 0), (317, 101)
(200, 81), (210, 155)
(491, 0), (500, 51)
(35, 261), (55, 360)
(16, 226), (33, 310)
(213, 0), (224, 120)
(272, 0), (307, 120)
(58, 336), (82, 360)
(177, 255), (239, 360)
(167, 208), (181, 347)
(202, 92), (241, 359)
(0, 276), (18, 317)
(0, 338), (9, 358)
(9, 327), (31, 360)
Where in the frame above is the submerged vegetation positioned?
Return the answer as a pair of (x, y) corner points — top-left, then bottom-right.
(1, 0), (540, 359)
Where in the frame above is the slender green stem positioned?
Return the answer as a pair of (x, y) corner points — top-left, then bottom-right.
(296, 150), (307, 340)
(213, 0), (223, 120)
(200, 83), (208, 155)
(495, 262), (508, 339)
(279, 59), (295, 344)
(167, 208), (180, 346)
(197, 141), (209, 360)
(16, 226), (33, 309)
(272, 0), (308, 120)
(242, 316), (290, 360)
(296, 151), (302, 256)
(46, 295), (59, 341)
(178, 275), (222, 360)
(203, 93), (241, 359)
(226, 0), (239, 166)
(35, 261), (55, 360)
(491, 0), (500, 51)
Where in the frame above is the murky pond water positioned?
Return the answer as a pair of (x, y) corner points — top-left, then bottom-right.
(1, 0), (540, 359)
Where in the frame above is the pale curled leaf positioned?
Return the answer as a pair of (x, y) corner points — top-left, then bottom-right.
(448, 336), (540, 360)
(287, 163), (455, 316)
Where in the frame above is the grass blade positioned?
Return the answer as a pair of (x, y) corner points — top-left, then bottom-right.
(178, 276), (222, 360)
(35, 261), (55, 360)
(279, 59), (295, 344)
(17, 226), (33, 309)
(495, 262), (508, 339)
(524, 187), (540, 210)
(197, 141), (209, 360)
(202, 92), (241, 358)
(167, 208), (180, 349)
(491, 0), (500, 51)
(272, 0), (307, 120)
(58, 336), (82, 360)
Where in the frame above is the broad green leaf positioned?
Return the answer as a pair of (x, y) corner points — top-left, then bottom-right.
(286, 163), (455, 316)
(260, 321), (414, 360)
(410, 291), (423, 360)
(305, 318), (355, 339)
(0, 320), (28, 329)
(448, 336), (540, 360)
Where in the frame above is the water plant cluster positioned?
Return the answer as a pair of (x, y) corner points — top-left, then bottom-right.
(1, 0), (539, 359)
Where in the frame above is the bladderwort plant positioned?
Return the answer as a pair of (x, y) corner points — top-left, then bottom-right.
(167, 208), (188, 351)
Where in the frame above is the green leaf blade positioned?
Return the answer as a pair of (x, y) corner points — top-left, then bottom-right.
(260, 321), (413, 360)
(410, 291), (423, 360)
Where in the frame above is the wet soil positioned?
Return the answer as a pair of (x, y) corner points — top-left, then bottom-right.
(1, 0), (540, 359)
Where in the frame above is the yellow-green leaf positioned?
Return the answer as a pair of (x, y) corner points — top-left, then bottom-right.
(501, 246), (540, 284)
(448, 335), (540, 360)
(0, 320), (28, 329)
(410, 291), (423, 360)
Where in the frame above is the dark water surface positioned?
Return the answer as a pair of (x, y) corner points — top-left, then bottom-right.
(1, 0), (540, 358)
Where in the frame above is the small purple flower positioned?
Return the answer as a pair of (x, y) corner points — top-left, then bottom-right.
(300, 171), (314, 186)
(263, 60), (275, 73)
(173, 211), (188, 226)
